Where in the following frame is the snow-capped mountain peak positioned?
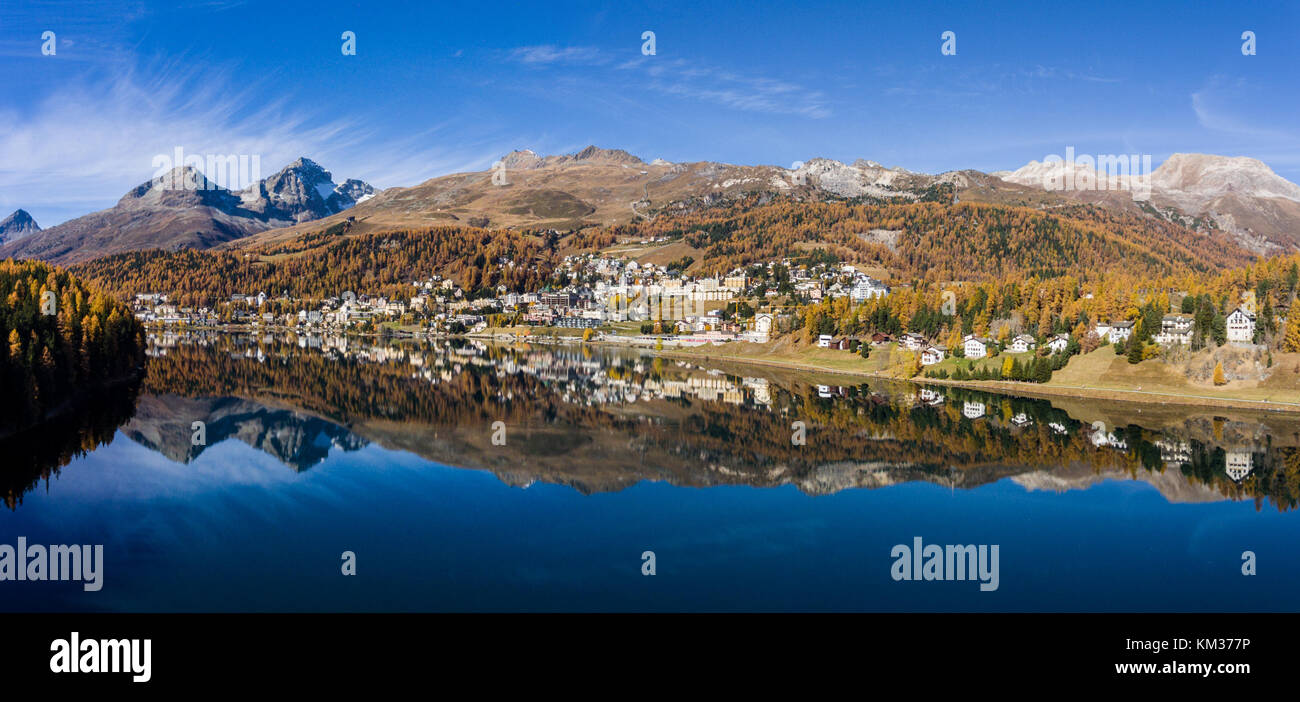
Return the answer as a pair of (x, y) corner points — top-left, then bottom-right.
(0, 208), (41, 244)
(244, 157), (375, 222)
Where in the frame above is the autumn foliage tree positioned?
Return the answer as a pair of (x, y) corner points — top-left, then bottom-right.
(0, 259), (145, 431)
(1284, 313), (1300, 353)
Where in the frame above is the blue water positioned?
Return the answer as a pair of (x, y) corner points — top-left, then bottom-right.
(3, 432), (1294, 612)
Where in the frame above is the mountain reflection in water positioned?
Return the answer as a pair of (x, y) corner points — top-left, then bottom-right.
(5, 330), (1298, 511)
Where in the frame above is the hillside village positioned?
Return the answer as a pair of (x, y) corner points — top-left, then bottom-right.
(124, 239), (1300, 399)
(129, 253), (890, 343)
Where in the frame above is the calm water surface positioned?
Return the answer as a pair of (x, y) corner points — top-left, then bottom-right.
(2, 332), (1297, 611)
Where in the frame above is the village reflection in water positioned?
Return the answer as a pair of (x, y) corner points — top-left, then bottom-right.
(5, 330), (1297, 512)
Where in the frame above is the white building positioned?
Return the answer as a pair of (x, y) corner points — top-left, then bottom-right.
(1226, 308), (1256, 343)
(1096, 321), (1133, 344)
(1155, 315), (1193, 345)
(1225, 451), (1253, 481)
(1008, 334), (1036, 353)
(850, 278), (889, 302)
(963, 401), (986, 419)
(817, 334), (833, 348)
(964, 336), (992, 359)
(899, 333), (926, 351)
(920, 345), (946, 366)
(1046, 334), (1069, 354)
(919, 388), (944, 405)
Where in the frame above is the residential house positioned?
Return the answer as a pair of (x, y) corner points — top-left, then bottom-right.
(1046, 334), (1069, 354)
(1154, 314), (1194, 345)
(921, 345), (946, 366)
(1226, 308), (1256, 343)
(1225, 451), (1253, 481)
(964, 335), (992, 359)
(900, 333), (926, 351)
(1096, 320), (1134, 344)
(919, 388), (944, 405)
(1008, 334), (1036, 353)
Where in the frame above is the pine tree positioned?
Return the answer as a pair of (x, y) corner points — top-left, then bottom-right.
(1213, 361), (1227, 386)
(1035, 358), (1052, 383)
(1127, 339), (1144, 364)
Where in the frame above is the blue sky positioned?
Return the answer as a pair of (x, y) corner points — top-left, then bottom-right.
(1, 0), (1297, 227)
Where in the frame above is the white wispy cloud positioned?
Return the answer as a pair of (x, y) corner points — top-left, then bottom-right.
(1187, 76), (1300, 175)
(507, 45), (831, 119)
(509, 45), (607, 65)
(1191, 78), (1292, 141)
(0, 60), (509, 226)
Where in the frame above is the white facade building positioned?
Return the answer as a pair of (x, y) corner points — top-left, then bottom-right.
(964, 336), (991, 359)
(1155, 315), (1194, 345)
(1008, 334), (1036, 353)
(1226, 308), (1256, 343)
(1096, 321), (1133, 344)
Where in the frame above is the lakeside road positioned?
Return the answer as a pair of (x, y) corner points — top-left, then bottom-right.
(643, 345), (1300, 415)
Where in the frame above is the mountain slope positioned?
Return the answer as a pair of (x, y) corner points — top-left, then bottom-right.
(9, 146), (1299, 265)
(0, 158), (373, 265)
(232, 146), (1300, 258)
(997, 153), (1300, 253)
(222, 146), (1022, 250)
(68, 195), (1257, 308)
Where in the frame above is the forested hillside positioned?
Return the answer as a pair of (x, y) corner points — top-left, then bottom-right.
(67, 196), (1260, 307)
(72, 226), (561, 306)
(0, 259), (145, 431)
(604, 197), (1254, 280)
(796, 253), (1300, 352)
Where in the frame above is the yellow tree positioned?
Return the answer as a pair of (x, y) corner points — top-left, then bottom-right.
(1283, 313), (1300, 353)
(1037, 307), (1053, 338)
(1213, 361), (1226, 386)
(945, 327), (962, 350)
